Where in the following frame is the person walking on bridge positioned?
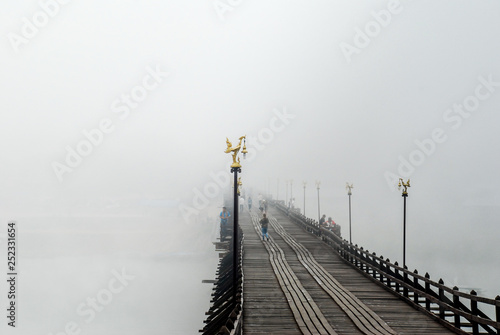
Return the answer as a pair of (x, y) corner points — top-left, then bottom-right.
(260, 213), (269, 241)
(219, 207), (231, 236)
(239, 195), (245, 212)
(262, 199), (268, 214)
(319, 214), (326, 227)
(326, 217), (336, 229)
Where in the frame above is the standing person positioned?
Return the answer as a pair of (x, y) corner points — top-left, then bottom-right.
(319, 214), (326, 227)
(326, 217), (336, 229)
(219, 207), (231, 236)
(260, 213), (270, 241)
(258, 193), (263, 208)
(239, 195), (245, 212)
(263, 199), (268, 214)
(248, 196), (253, 211)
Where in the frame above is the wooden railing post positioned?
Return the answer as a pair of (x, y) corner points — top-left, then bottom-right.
(344, 240), (354, 263)
(343, 240), (347, 260)
(495, 295), (500, 335)
(471, 290), (478, 335)
(438, 278), (445, 319)
(403, 266), (409, 298)
(413, 269), (419, 305)
(394, 262), (400, 294)
(379, 255), (384, 284)
(425, 273), (431, 311)
(360, 248), (365, 272)
(453, 286), (460, 329)
(354, 245), (359, 267)
(386, 259), (391, 288)
(372, 252), (377, 279)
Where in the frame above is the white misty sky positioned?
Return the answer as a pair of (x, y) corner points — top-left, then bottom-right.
(1, 1), (500, 334)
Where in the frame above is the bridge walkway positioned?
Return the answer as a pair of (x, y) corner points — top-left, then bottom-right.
(240, 207), (459, 335)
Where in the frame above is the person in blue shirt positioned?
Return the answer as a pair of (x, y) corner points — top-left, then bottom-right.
(219, 207), (231, 236)
(260, 213), (269, 241)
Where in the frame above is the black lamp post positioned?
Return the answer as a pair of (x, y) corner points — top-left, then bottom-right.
(277, 178), (279, 202)
(346, 183), (353, 244)
(398, 178), (410, 268)
(303, 181), (306, 216)
(285, 180), (288, 207)
(316, 180), (321, 224)
(224, 136), (247, 306)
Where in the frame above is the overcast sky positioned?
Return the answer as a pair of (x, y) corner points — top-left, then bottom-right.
(1, 1), (500, 334)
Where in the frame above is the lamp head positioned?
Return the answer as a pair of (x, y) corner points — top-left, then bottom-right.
(242, 137), (248, 159)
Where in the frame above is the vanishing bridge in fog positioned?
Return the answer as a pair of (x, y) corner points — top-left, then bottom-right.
(201, 200), (500, 335)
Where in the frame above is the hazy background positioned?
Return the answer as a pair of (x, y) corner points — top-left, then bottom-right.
(1, 1), (500, 334)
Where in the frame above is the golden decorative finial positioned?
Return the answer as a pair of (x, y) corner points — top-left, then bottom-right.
(225, 135), (247, 168)
(398, 178), (410, 196)
(346, 183), (354, 195)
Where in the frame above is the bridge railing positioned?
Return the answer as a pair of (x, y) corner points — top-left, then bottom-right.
(201, 206), (243, 335)
(273, 200), (500, 335)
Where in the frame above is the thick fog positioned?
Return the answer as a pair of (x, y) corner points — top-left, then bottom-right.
(1, 1), (500, 334)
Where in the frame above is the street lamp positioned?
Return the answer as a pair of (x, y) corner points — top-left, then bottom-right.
(346, 183), (353, 244)
(398, 178), (410, 269)
(303, 181), (306, 216)
(224, 135), (247, 306)
(277, 178), (279, 202)
(316, 180), (321, 224)
(268, 178), (271, 199)
(285, 179), (288, 207)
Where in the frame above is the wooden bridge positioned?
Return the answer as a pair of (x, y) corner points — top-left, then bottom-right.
(201, 201), (500, 335)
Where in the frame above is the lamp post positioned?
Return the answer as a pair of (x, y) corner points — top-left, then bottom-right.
(224, 136), (247, 306)
(303, 181), (306, 216)
(290, 179), (293, 207)
(316, 180), (321, 224)
(346, 183), (353, 245)
(285, 180), (288, 207)
(268, 178), (271, 199)
(398, 178), (410, 269)
(277, 178), (279, 202)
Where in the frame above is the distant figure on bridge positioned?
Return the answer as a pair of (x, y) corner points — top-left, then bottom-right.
(260, 213), (269, 241)
(319, 214), (326, 227)
(239, 196), (244, 211)
(248, 196), (252, 211)
(258, 193), (263, 207)
(326, 217), (336, 228)
(220, 207), (231, 236)
(261, 199), (268, 214)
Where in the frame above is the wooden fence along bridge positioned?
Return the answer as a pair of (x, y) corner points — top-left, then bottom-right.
(201, 200), (500, 335)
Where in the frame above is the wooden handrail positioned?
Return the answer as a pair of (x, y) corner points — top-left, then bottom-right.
(201, 202), (244, 335)
(272, 200), (500, 335)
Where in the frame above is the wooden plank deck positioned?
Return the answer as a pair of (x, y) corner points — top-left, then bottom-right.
(241, 207), (459, 335)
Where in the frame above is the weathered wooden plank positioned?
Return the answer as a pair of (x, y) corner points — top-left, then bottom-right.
(248, 212), (337, 335)
(266, 207), (459, 335)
